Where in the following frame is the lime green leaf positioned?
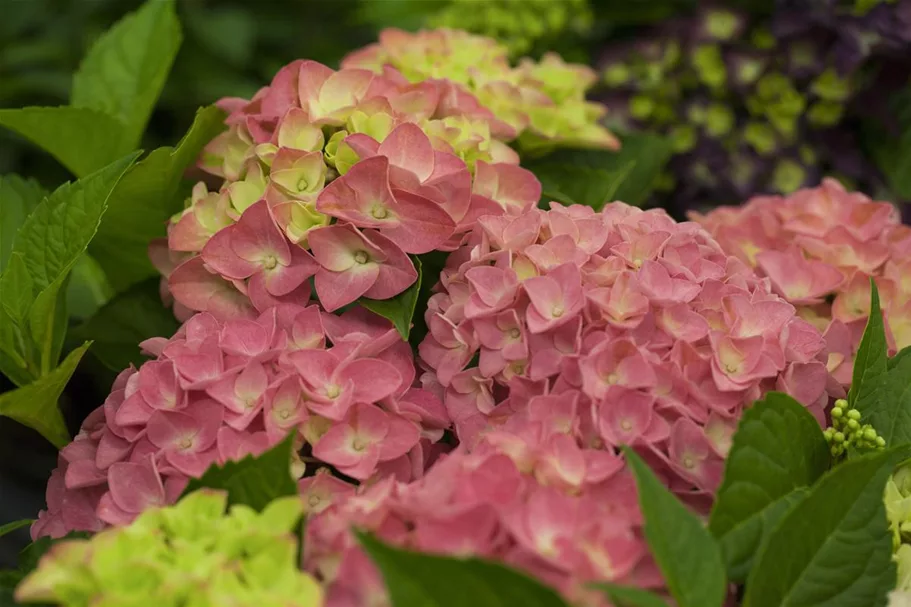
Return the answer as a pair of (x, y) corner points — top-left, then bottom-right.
(182, 431), (297, 511)
(0, 253), (33, 323)
(90, 105), (227, 291)
(358, 532), (569, 607)
(745, 446), (911, 607)
(360, 256), (422, 340)
(850, 280), (889, 413)
(0, 341), (91, 448)
(0, 174), (46, 273)
(71, 0), (181, 148)
(593, 583), (671, 607)
(709, 393), (829, 581)
(0, 519), (33, 539)
(0, 106), (128, 178)
(70, 278), (179, 371)
(861, 350), (911, 447)
(623, 447), (726, 607)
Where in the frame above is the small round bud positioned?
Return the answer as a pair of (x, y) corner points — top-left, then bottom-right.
(833, 432), (845, 443)
(831, 407), (844, 418)
(876, 437), (886, 448)
(847, 409), (861, 421)
(847, 419), (860, 430)
(864, 428), (878, 441)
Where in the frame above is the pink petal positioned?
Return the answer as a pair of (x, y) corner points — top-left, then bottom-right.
(379, 122), (435, 184)
(339, 358), (402, 402)
(107, 460), (165, 513)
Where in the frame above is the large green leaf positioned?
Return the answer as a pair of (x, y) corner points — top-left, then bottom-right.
(358, 532), (569, 607)
(90, 105), (227, 291)
(182, 431), (297, 512)
(0, 341), (90, 448)
(0, 154), (137, 381)
(861, 351), (911, 447)
(65, 253), (114, 322)
(360, 256), (422, 340)
(0, 106), (128, 178)
(850, 280), (889, 412)
(0, 174), (46, 273)
(523, 133), (673, 207)
(709, 393), (830, 581)
(889, 346), (911, 371)
(70, 278), (179, 371)
(624, 448), (727, 607)
(593, 583), (671, 607)
(744, 446), (911, 607)
(71, 0), (181, 149)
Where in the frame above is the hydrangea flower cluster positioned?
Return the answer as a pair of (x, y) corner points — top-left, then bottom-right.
(595, 4), (910, 214)
(17, 490), (322, 607)
(30, 303), (449, 540)
(161, 37), (553, 319)
(417, 201), (836, 503)
(426, 0), (593, 57)
(886, 462), (911, 606)
(303, 414), (655, 607)
(693, 178), (911, 376)
(343, 28), (619, 154)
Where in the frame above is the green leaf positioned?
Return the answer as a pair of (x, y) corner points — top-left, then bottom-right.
(709, 392), (830, 581)
(867, 86), (911, 200)
(1, 154), (137, 377)
(850, 280), (889, 413)
(65, 253), (114, 322)
(744, 446), (911, 607)
(71, 0), (181, 148)
(1, 253), (33, 323)
(889, 346), (911, 371)
(182, 431), (297, 511)
(358, 532), (569, 607)
(592, 583), (671, 607)
(861, 351), (911, 447)
(90, 105), (227, 291)
(70, 278), (180, 371)
(623, 447), (727, 607)
(360, 256), (422, 340)
(0, 519), (32, 539)
(0, 341), (91, 448)
(523, 133), (673, 207)
(0, 174), (46, 273)
(0, 106), (129, 178)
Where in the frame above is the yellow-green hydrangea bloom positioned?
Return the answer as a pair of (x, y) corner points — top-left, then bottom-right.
(16, 490), (322, 607)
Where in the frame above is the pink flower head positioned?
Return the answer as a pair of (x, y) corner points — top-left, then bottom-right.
(308, 224), (417, 312)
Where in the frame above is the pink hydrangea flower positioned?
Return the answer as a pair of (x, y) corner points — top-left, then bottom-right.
(693, 178), (911, 375)
(30, 304), (446, 540)
(418, 201), (839, 505)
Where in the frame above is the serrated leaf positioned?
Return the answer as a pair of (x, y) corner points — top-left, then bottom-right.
(0, 341), (90, 448)
(0, 174), (46, 273)
(523, 133), (672, 207)
(1, 154), (137, 377)
(360, 256), (422, 340)
(709, 392), (830, 581)
(850, 281), (889, 414)
(90, 105), (227, 291)
(623, 447), (727, 607)
(71, 0), (181, 148)
(181, 431), (297, 511)
(592, 583), (671, 607)
(358, 532), (569, 607)
(0, 253), (33, 323)
(0, 106), (128, 178)
(70, 278), (179, 371)
(0, 519), (32, 539)
(65, 253), (114, 322)
(861, 351), (911, 447)
(745, 446), (911, 607)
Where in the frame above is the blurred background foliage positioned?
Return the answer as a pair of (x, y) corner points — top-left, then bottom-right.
(0, 0), (909, 567)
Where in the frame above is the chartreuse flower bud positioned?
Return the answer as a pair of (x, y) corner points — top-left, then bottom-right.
(825, 399), (887, 459)
(16, 490), (322, 607)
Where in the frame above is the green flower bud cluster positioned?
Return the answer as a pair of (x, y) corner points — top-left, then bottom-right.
(15, 490), (323, 607)
(427, 0), (592, 57)
(823, 399), (886, 459)
(886, 462), (911, 600)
